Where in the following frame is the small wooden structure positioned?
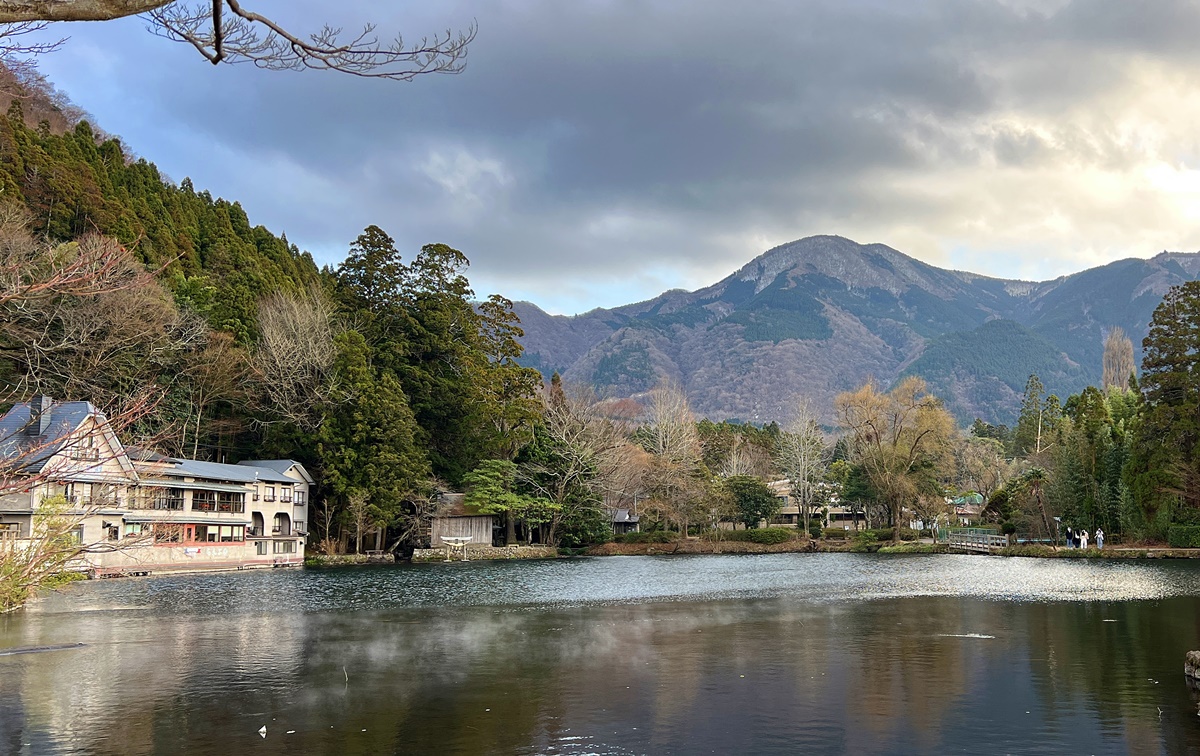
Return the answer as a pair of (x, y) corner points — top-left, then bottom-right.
(429, 494), (495, 548)
(946, 529), (1009, 553)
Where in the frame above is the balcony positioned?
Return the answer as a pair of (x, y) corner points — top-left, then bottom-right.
(294, 520), (306, 536)
(247, 526), (264, 538)
(280, 493), (293, 503)
(263, 494), (276, 503)
(67, 447), (100, 462)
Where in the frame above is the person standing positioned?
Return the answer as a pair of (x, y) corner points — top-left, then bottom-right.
(1065, 527), (1074, 548)
(1080, 529), (1089, 549)
(1096, 528), (1104, 550)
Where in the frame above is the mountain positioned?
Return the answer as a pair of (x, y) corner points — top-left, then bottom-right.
(514, 236), (1200, 425)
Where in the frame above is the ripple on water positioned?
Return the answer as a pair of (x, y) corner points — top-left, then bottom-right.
(25, 552), (1200, 615)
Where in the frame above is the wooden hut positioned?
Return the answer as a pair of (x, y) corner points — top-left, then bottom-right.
(429, 494), (496, 548)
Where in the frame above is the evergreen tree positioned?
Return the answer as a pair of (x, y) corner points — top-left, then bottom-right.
(724, 475), (780, 529)
(317, 331), (430, 544)
(1129, 280), (1200, 518)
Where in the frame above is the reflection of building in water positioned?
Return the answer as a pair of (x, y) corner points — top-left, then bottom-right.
(0, 397), (312, 573)
(6, 608), (312, 751)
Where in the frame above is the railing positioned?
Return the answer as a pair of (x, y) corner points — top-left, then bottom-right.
(68, 447), (100, 461)
(936, 527), (999, 543)
(272, 525), (290, 536)
(947, 530), (1009, 552)
(130, 497), (184, 511)
(280, 492), (293, 503)
(264, 494), (276, 502)
(247, 526), (264, 537)
(293, 520), (306, 536)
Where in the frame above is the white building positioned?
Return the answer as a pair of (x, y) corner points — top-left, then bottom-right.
(0, 397), (311, 575)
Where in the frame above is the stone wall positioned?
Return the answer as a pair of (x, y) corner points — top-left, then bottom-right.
(412, 545), (558, 563)
(1186, 651), (1200, 680)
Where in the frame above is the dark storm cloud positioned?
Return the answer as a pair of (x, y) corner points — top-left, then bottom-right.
(33, 0), (1200, 312)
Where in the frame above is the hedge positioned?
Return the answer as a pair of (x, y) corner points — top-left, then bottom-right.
(1168, 525), (1200, 548)
(861, 527), (919, 542)
(613, 531), (678, 544)
(717, 527), (796, 544)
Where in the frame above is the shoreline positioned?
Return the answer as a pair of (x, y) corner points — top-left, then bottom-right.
(294, 541), (1200, 567)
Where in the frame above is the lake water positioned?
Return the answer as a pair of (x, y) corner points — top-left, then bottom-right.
(2, 553), (1200, 755)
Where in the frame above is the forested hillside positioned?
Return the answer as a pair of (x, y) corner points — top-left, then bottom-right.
(0, 69), (321, 341)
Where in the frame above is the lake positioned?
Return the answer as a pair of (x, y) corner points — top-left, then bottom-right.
(2, 553), (1200, 754)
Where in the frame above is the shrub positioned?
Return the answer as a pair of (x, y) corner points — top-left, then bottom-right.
(1000, 521), (1017, 536)
(613, 531), (678, 544)
(714, 527), (795, 544)
(1168, 525), (1200, 548)
(823, 527), (851, 540)
(864, 527), (918, 541)
(877, 543), (942, 554)
(808, 524), (822, 540)
(748, 527), (796, 544)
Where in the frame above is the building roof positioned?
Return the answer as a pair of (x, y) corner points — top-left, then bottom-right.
(153, 458), (301, 485)
(237, 459), (315, 484)
(0, 400), (134, 478)
(610, 508), (640, 524)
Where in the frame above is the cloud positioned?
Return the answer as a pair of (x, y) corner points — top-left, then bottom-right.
(26, 0), (1200, 313)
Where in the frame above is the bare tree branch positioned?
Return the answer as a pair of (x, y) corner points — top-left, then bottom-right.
(0, 1), (474, 80)
(147, 1), (475, 79)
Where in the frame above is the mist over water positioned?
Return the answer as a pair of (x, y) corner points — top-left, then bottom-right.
(2, 554), (1200, 754)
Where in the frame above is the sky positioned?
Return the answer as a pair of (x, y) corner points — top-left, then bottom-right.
(26, 0), (1200, 314)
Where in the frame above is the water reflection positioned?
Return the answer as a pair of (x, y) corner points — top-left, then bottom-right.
(1, 555), (1199, 754)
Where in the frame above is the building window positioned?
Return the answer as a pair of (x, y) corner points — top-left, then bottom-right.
(153, 523), (184, 543)
(191, 525), (245, 543)
(256, 541), (268, 556)
(192, 490), (217, 512)
(280, 487), (293, 503)
(216, 492), (245, 514)
(122, 523), (147, 539)
(264, 486), (276, 502)
(132, 489), (183, 511)
(63, 482), (92, 506)
(273, 540), (296, 554)
(294, 490), (306, 505)
(68, 435), (99, 461)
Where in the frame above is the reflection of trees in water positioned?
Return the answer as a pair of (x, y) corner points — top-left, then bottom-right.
(4, 593), (1200, 753)
(1020, 599), (1199, 755)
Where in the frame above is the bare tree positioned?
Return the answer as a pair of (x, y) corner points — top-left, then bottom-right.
(0, 1), (474, 80)
(954, 436), (1012, 502)
(1102, 326), (1135, 393)
(252, 288), (337, 429)
(344, 489), (372, 555)
(641, 381), (702, 471)
(519, 382), (633, 545)
(835, 377), (956, 542)
(776, 396), (826, 535)
(637, 382), (707, 535)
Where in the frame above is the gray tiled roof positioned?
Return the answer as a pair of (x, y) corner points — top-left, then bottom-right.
(237, 459), (314, 484)
(0, 401), (97, 472)
(165, 458), (297, 485)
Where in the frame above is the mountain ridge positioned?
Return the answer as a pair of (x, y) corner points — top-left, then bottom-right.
(514, 236), (1200, 425)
